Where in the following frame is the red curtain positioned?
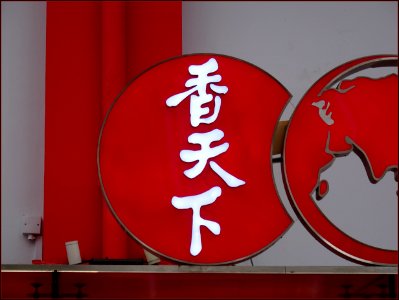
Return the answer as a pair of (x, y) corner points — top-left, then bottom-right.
(43, 1), (182, 264)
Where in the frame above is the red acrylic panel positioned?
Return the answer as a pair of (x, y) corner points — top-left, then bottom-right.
(283, 55), (398, 265)
(98, 54), (293, 265)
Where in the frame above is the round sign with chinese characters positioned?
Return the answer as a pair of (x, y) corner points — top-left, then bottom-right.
(98, 54), (292, 264)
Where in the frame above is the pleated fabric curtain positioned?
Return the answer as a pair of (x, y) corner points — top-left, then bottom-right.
(43, 1), (182, 264)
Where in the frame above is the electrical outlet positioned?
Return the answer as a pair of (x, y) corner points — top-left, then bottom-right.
(22, 216), (41, 235)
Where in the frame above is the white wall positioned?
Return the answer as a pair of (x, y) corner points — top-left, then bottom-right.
(1, 2), (46, 264)
(1, 1), (397, 265)
(183, 1), (398, 266)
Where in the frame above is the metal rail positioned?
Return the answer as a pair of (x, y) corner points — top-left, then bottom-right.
(2, 264), (397, 274)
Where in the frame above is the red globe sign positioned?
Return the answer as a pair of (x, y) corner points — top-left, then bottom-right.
(98, 54), (293, 265)
(283, 55), (398, 265)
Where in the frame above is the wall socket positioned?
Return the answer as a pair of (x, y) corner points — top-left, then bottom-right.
(22, 216), (42, 239)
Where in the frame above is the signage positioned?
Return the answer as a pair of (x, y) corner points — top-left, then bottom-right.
(98, 54), (293, 265)
(283, 55), (398, 265)
(98, 54), (398, 265)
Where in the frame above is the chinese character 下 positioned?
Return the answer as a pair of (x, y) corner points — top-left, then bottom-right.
(171, 186), (221, 256)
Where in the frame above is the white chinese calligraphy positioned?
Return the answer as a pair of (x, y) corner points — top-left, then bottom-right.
(180, 129), (245, 187)
(166, 58), (228, 127)
(171, 186), (222, 256)
(166, 57), (246, 256)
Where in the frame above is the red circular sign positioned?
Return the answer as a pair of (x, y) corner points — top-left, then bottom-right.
(98, 54), (293, 264)
(283, 55), (398, 265)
